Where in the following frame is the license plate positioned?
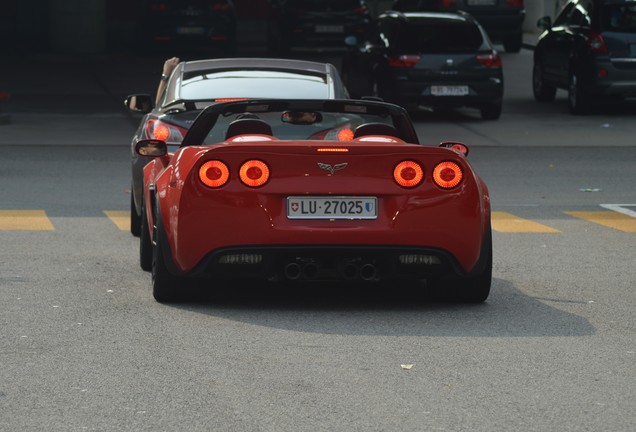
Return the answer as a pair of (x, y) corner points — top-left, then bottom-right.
(431, 85), (469, 96)
(467, 0), (497, 5)
(287, 196), (377, 219)
(176, 26), (205, 35)
(315, 25), (344, 33)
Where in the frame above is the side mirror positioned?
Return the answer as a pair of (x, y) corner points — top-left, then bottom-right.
(135, 139), (167, 157)
(439, 141), (469, 157)
(537, 16), (552, 30)
(125, 94), (154, 114)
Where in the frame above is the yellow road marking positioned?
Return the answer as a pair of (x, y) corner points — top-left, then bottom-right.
(104, 211), (130, 231)
(0, 210), (55, 231)
(491, 211), (560, 233)
(565, 211), (636, 233)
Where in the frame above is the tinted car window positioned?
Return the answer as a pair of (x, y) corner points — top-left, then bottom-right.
(393, 21), (483, 53)
(602, 4), (636, 32)
(180, 70), (330, 99)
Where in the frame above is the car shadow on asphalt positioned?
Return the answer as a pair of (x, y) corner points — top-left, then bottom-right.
(164, 277), (595, 338)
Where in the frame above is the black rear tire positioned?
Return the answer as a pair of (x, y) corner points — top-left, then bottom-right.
(130, 192), (141, 237)
(152, 213), (183, 303)
(533, 62), (557, 102)
(435, 225), (492, 303)
(139, 199), (152, 272)
(452, 225), (492, 303)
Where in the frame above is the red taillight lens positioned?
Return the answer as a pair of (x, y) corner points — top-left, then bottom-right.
(337, 128), (354, 141)
(441, 0), (457, 9)
(210, 2), (230, 12)
(505, 0), (524, 7)
(239, 160), (270, 187)
(394, 161), (424, 188)
(144, 120), (187, 144)
(588, 32), (608, 54)
(149, 2), (169, 11)
(433, 162), (463, 189)
(476, 53), (502, 68)
(388, 55), (421, 68)
(317, 148), (349, 153)
(199, 160), (230, 188)
(354, 5), (369, 14)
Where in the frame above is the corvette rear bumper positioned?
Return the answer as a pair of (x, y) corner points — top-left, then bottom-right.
(184, 245), (479, 282)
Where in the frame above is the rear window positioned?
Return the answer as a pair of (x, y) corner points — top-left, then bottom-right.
(395, 21), (484, 53)
(180, 70), (330, 100)
(602, 4), (636, 32)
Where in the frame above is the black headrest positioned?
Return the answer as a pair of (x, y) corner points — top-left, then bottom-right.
(225, 118), (273, 140)
(353, 122), (399, 139)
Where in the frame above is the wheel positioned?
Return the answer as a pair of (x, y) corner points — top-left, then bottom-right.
(503, 33), (522, 53)
(568, 71), (590, 115)
(480, 100), (502, 120)
(130, 191), (141, 237)
(451, 226), (492, 303)
(434, 225), (492, 303)
(152, 212), (182, 303)
(139, 198), (152, 272)
(532, 61), (557, 102)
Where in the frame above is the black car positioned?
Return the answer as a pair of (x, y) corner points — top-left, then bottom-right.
(125, 58), (350, 237)
(533, 0), (636, 114)
(342, 11), (504, 119)
(391, 0), (526, 53)
(267, 0), (372, 53)
(141, 0), (237, 54)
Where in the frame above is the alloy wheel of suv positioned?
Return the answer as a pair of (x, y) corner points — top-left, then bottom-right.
(532, 62), (556, 102)
(568, 71), (590, 115)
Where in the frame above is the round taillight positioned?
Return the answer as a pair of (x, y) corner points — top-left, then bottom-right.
(337, 128), (354, 141)
(433, 161), (463, 189)
(394, 161), (424, 188)
(239, 160), (270, 187)
(199, 160), (229, 188)
(153, 124), (170, 141)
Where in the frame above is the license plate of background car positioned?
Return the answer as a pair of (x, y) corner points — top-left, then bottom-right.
(467, 0), (497, 5)
(315, 25), (344, 33)
(431, 86), (469, 96)
(287, 196), (377, 219)
(176, 27), (206, 35)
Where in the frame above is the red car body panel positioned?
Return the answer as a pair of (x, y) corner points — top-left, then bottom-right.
(143, 138), (490, 275)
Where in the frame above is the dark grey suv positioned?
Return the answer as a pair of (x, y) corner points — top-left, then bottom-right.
(342, 11), (504, 119)
(533, 0), (636, 114)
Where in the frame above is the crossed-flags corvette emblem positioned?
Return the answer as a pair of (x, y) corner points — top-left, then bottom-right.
(317, 162), (348, 175)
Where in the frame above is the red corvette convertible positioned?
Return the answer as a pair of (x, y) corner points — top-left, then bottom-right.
(136, 99), (492, 303)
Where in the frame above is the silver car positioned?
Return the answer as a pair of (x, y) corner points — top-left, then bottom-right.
(125, 58), (350, 236)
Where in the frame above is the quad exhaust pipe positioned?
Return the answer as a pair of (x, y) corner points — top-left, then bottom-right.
(340, 260), (378, 281)
(283, 259), (378, 281)
(283, 260), (319, 280)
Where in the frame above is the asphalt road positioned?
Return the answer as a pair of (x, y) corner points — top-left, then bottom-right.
(1, 47), (635, 431)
